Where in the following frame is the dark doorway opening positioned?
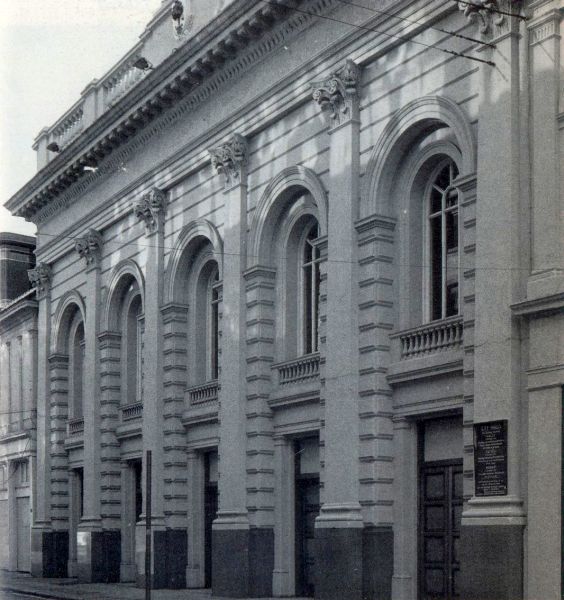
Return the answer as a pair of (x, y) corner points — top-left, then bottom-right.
(419, 460), (463, 600)
(294, 437), (320, 598)
(204, 450), (218, 588)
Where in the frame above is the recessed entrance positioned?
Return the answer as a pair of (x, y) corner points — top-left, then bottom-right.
(294, 437), (320, 597)
(418, 417), (463, 600)
(204, 450), (218, 588)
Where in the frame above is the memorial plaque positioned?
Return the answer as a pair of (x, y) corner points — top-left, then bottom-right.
(473, 420), (508, 497)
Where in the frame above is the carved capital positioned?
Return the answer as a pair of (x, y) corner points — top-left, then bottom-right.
(312, 59), (361, 128)
(209, 134), (248, 189)
(75, 229), (103, 267)
(28, 263), (52, 299)
(458, 0), (522, 36)
(134, 188), (166, 234)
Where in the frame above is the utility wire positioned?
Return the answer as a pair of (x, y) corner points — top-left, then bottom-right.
(31, 229), (564, 272)
(333, 0), (495, 49)
(261, 0), (496, 66)
(452, 0), (528, 21)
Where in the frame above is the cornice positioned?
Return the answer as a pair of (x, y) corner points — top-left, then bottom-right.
(32, 0), (456, 262)
(6, 0), (328, 222)
(511, 291), (564, 318)
(0, 297), (38, 329)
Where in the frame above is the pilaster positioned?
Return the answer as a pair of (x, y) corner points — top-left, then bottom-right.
(28, 263), (66, 577)
(134, 187), (168, 588)
(311, 58), (364, 600)
(185, 449), (205, 588)
(458, 9), (526, 600)
(209, 134), (263, 597)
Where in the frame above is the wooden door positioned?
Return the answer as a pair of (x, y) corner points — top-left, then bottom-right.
(419, 461), (463, 600)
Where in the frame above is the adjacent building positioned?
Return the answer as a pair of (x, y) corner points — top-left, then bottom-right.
(0, 233), (37, 574)
(2, 1), (563, 599)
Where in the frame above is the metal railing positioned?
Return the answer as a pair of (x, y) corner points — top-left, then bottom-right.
(273, 353), (320, 385)
(395, 316), (463, 359)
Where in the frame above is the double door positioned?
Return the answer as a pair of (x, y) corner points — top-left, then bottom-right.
(419, 461), (463, 600)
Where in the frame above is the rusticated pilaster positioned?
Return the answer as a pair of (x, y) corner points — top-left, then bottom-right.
(98, 331), (122, 530)
(48, 353), (70, 529)
(244, 266), (276, 528)
(161, 303), (189, 529)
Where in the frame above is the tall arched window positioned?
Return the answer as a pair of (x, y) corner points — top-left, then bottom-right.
(209, 268), (220, 381)
(428, 159), (460, 320)
(194, 259), (220, 383)
(122, 285), (143, 405)
(301, 222), (321, 354)
(69, 318), (85, 419)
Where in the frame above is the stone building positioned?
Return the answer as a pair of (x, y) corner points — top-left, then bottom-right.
(0, 233), (37, 573)
(3, 1), (563, 599)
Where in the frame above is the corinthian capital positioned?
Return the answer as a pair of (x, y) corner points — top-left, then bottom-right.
(209, 134), (248, 189)
(28, 263), (52, 299)
(312, 59), (361, 128)
(75, 229), (103, 268)
(134, 187), (166, 234)
(458, 0), (521, 35)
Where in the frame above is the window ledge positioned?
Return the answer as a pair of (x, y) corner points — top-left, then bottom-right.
(387, 349), (463, 385)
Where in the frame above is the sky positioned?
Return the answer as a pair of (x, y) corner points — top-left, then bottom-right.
(0, 0), (163, 236)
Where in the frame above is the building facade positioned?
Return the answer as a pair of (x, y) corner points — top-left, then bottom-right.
(0, 233), (37, 574)
(3, 1), (563, 599)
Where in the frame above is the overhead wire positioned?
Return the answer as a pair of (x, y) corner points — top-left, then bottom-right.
(332, 0), (495, 49)
(260, 0), (496, 66)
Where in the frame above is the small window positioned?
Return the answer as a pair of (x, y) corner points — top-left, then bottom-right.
(302, 223), (321, 354)
(123, 291), (143, 405)
(70, 320), (85, 419)
(428, 160), (460, 321)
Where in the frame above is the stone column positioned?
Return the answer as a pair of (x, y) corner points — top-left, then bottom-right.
(74, 229), (116, 582)
(28, 263), (66, 576)
(390, 418), (418, 600)
(458, 5), (526, 600)
(209, 134), (254, 597)
(132, 188), (168, 588)
(7, 460), (17, 571)
(272, 435), (295, 597)
(186, 450), (205, 588)
(311, 59), (364, 600)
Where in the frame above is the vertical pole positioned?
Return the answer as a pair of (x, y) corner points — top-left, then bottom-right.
(145, 450), (152, 600)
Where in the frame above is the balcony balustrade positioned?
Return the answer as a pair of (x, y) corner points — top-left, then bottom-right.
(121, 402), (143, 421)
(67, 417), (84, 436)
(273, 353), (320, 386)
(188, 381), (219, 405)
(393, 316), (464, 360)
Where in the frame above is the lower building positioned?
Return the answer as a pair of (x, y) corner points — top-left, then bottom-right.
(0, 233), (37, 574)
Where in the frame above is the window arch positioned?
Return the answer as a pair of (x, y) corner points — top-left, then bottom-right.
(426, 158), (460, 321)
(69, 315), (85, 419)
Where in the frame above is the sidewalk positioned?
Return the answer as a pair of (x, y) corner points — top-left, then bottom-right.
(0, 571), (310, 600)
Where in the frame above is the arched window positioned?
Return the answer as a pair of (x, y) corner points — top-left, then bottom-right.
(301, 222), (321, 354)
(209, 268), (220, 381)
(194, 259), (220, 383)
(122, 285), (143, 405)
(428, 159), (460, 320)
(69, 318), (85, 419)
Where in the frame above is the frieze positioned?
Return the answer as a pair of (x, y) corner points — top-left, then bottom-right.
(209, 134), (248, 188)
(133, 188), (166, 234)
(28, 263), (52, 298)
(312, 59), (361, 128)
(74, 228), (103, 267)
